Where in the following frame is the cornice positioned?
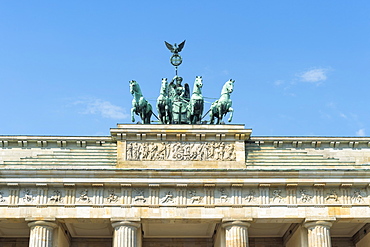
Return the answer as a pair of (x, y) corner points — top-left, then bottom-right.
(110, 124), (251, 141)
(0, 168), (370, 180)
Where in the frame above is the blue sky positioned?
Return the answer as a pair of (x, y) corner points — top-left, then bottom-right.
(0, 1), (369, 136)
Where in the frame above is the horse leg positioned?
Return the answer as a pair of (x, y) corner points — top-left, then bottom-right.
(195, 114), (200, 124)
(164, 105), (169, 124)
(141, 105), (148, 124)
(218, 105), (223, 124)
(168, 106), (173, 124)
(146, 105), (152, 124)
(198, 104), (204, 124)
(190, 104), (197, 124)
(209, 109), (214, 124)
(143, 112), (149, 124)
(159, 106), (164, 124)
(192, 106), (200, 124)
(162, 104), (167, 124)
(131, 107), (135, 122)
(228, 107), (234, 122)
(157, 102), (162, 124)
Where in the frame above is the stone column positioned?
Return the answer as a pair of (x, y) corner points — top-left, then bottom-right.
(304, 221), (333, 247)
(112, 221), (141, 247)
(222, 221), (251, 247)
(28, 221), (57, 247)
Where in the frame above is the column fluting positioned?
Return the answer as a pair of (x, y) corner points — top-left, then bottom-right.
(222, 220), (251, 247)
(112, 221), (141, 247)
(304, 220), (333, 247)
(28, 221), (57, 247)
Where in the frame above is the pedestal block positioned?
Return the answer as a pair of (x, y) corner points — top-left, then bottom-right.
(112, 221), (141, 247)
(304, 221), (333, 247)
(28, 221), (57, 247)
(222, 221), (251, 247)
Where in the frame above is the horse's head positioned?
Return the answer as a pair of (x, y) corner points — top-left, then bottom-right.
(129, 80), (141, 96)
(222, 79), (234, 94)
(194, 76), (203, 91)
(160, 78), (168, 95)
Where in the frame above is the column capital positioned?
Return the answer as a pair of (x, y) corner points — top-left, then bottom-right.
(112, 220), (141, 229)
(304, 220), (333, 229)
(28, 220), (58, 229)
(222, 220), (251, 229)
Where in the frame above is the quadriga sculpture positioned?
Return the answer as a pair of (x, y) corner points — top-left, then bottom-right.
(129, 80), (152, 124)
(209, 79), (234, 124)
(188, 76), (204, 124)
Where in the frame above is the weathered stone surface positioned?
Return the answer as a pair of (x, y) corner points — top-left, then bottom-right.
(1, 124), (370, 246)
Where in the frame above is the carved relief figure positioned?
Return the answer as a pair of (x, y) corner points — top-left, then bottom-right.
(223, 144), (235, 160)
(126, 141), (236, 161)
(134, 189), (146, 203)
(352, 190), (364, 203)
(214, 142), (225, 160)
(245, 190), (255, 202)
(189, 190), (203, 204)
(132, 143), (140, 160)
(219, 188), (228, 202)
(141, 143), (149, 160)
(23, 190), (33, 203)
(50, 190), (62, 203)
(148, 142), (158, 160)
(157, 142), (167, 160)
(127, 142), (133, 160)
(0, 192), (5, 202)
(161, 191), (174, 203)
(325, 190), (339, 202)
(107, 190), (118, 203)
(300, 190), (313, 203)
(272, 190), (283, 203)
(78, 189), (91, 203)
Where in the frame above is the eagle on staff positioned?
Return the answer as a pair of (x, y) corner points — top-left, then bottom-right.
(164, 40), (186, 55)
(165, 40), (186, 73)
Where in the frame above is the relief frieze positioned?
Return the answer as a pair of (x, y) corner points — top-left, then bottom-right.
(272, 190), (284, 203)
(50, 190), (62, 203)
(325, 190), (339, 203)
(107, 190), (119, 203)
(161, 191), (174, 204)
(23, 189), (34, 203)
(352, 190), (364, 204)
(245, 190), (256, 203)
(219, 188), (228, 203)
(189, 190), (203, 204)
(299, 190), (313, 203)
(134, 189), (146, 203)
(77, 189), (91, 203)
(0, 191), (5, 203)
(126, 141), (236, 161)
(0, 185), (367, 207)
